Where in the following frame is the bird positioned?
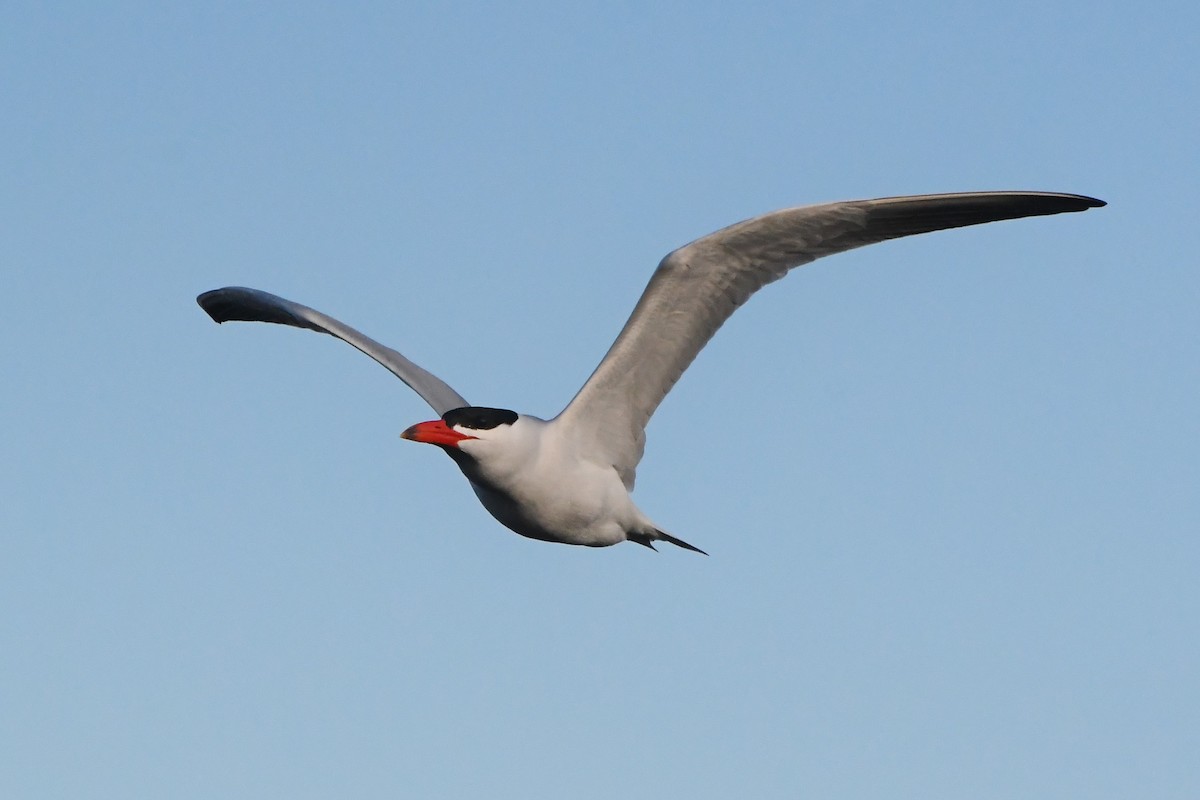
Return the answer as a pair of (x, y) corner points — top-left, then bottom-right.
(197, 190), (1103, 554)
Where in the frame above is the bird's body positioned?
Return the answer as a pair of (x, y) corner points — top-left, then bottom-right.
(198, 190), (1103, 554)
(451, 414), (651, 548)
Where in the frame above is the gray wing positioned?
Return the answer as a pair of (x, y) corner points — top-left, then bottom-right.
(556, 191), (1105, 488)
(197, 287), (469, 415)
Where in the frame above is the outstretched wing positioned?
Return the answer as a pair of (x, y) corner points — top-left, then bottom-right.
(197, 287), (468, 415)
(556, 191), (1104, 488)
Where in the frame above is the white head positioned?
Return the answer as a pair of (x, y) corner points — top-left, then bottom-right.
(400, 406), (542, 478)
(400, 406), (517, 446)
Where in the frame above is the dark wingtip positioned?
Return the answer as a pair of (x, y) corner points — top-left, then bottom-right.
(1064, 193), (1105, 209)
(195, 287), (309, 328)
(860, 190), (1107, 242)
(196, 288), (235, 323)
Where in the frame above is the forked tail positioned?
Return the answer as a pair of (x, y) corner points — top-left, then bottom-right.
(628, 529), (709, 556)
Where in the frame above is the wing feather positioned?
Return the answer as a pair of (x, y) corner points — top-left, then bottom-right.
(556, 191), (1104, 487)
(197, 287), (468, 415)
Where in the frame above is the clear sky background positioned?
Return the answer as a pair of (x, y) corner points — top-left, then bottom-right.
(2, 3), (1196, 798)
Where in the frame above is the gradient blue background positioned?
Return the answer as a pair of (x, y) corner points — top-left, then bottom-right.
(3, 3), (1196, 798)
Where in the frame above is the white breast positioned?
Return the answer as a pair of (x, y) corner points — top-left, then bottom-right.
(454, 415), (651, 546)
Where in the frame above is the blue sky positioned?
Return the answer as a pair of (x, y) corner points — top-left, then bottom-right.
(2, 2), (1197, 798)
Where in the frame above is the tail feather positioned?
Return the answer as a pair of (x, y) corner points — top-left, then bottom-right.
(627, 532), (658, 551)
(653, 528), (708, 556)
(627, 529), (708, 555)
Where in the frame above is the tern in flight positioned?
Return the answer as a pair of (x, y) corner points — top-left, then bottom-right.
(198, 190), (1103, 554)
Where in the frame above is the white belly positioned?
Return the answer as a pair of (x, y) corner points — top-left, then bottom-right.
(462, 456), (639, 547)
